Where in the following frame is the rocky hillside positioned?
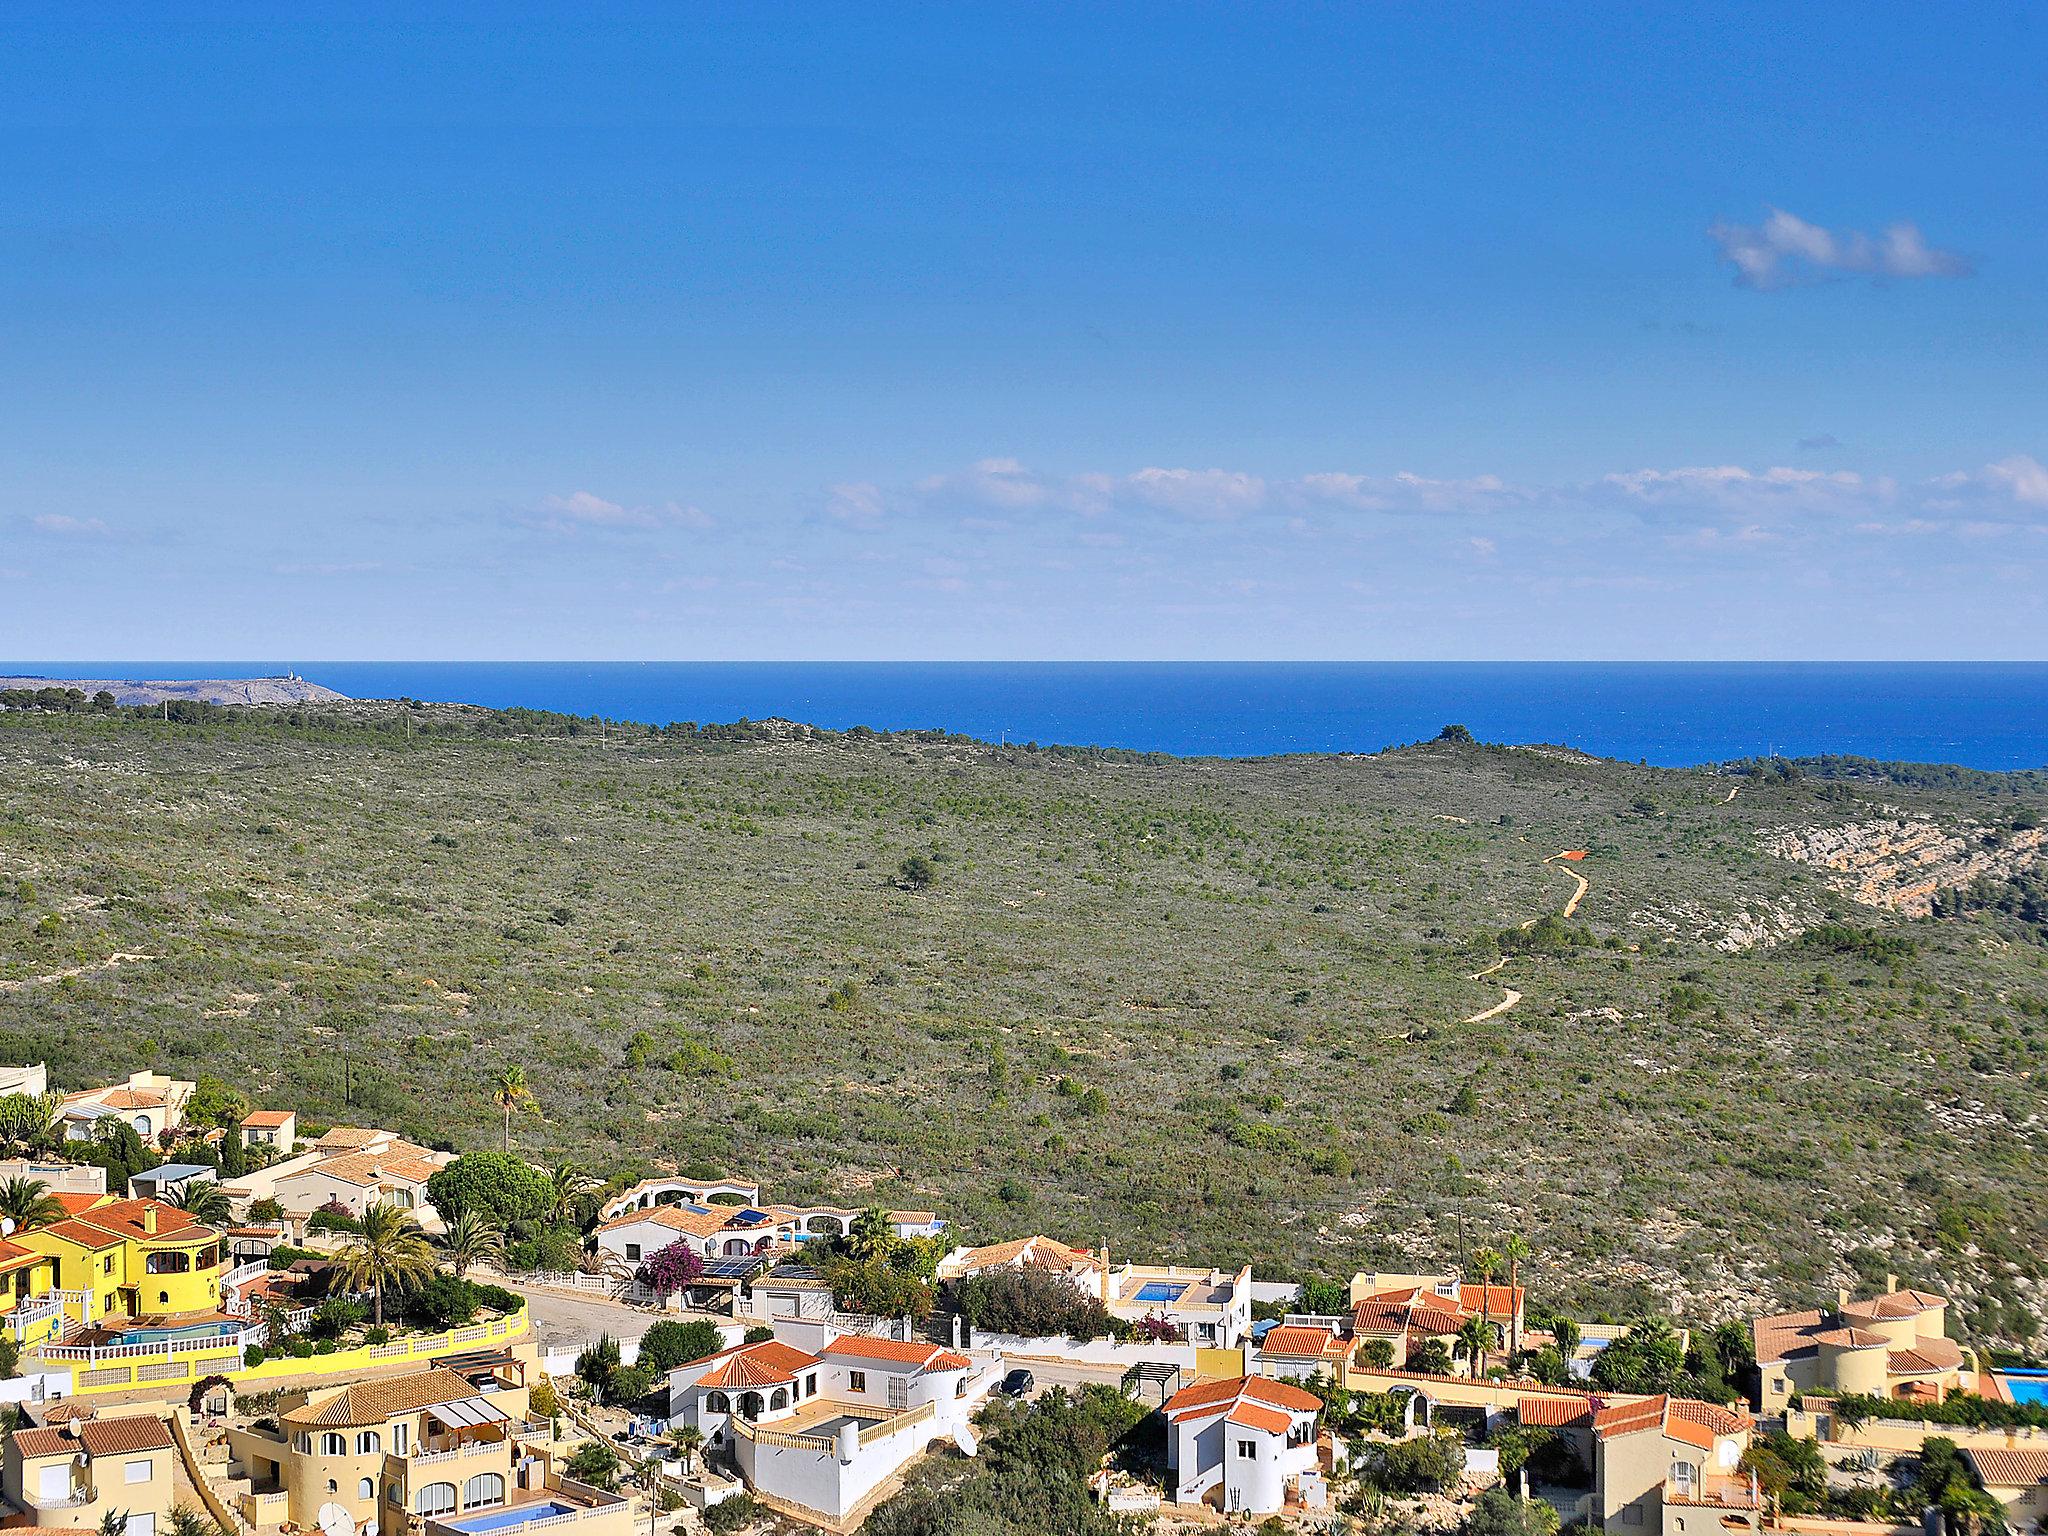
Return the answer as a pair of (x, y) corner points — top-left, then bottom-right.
(0, 675), (349, 707)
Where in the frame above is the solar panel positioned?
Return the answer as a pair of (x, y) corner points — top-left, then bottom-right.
(699, 1255), (770, 1280)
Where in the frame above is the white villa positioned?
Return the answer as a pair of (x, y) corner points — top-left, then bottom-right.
(1101, 1260), (1255, 1348)
(667, 1333), (989, 1526)
(1162, 1375), (1322, 1515)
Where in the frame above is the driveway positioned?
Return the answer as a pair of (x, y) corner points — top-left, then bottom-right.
(498, 1279), (660, 1356)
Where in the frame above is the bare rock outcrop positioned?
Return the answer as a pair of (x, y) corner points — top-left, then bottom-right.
(1763, 816), (2046, 915)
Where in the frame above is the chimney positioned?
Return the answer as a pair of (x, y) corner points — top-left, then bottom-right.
(1100, 1242), (1111, 1308)
(143, 1205), (158, 1235)
(1835, 1287), (1849, 1316)
(1886, 1272), (1898, 1295)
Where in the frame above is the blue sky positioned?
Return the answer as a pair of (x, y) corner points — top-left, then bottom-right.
(2, 3), (2043, 659)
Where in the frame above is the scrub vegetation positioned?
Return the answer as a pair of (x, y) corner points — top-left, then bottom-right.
(3, 705), (2047, 1335)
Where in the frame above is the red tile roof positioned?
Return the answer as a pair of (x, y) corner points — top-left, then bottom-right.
(78, 1416), (173, 1456)
(1260, 1325), (1347, 1360)
(821, 1336), (970, 1373)
(241, 1110), (294, 1127)
(1967, 1448), (2048, 1489)
(1517, 1395), (1595, 1428)
(690, 1340), (822, 1390)
(1163, 1374), (1321, 1428)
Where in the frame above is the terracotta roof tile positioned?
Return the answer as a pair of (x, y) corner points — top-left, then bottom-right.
(241, 1111), (294, 1127)
(11, 1426), (78, 1458)
(284, 1368), (480, 1428)
(1260, 1326), (1347, 1360)
(1810, 1326), (1889, 1350)
(78, 1416), (173, 1456)
(1225, 1401), (1293, 1435)
(690, 1340), (822, 1390)
(596, 1204), (733, 1238)
(1164, 1375), (1321, 1423)
(1967, 1449), (2048, 1489)
(821, 1336), (969, 1373)
(1517, 1395), (1595, 1428)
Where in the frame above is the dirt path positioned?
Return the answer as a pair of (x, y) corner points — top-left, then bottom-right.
(0, 952), (155, 992)
(1724, 785), (1740, 802)
(1546, 858), (1589, 918)
(1459, 851), (1591, 1024)
(1462, 987), (1522, 1024)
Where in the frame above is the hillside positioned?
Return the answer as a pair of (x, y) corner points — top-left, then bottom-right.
(1, 706), (2045, 1337)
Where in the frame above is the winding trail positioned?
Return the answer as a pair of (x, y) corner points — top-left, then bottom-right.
(1546, 857), (1589, 918)
(1724, 785), (1740, 803)
(0, 952), (154, 993)
(1458, 850), (1591, 1024)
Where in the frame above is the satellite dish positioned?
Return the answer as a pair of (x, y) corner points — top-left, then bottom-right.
(316, 1503), (357, 1536)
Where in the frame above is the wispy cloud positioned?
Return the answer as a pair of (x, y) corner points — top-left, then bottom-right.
(1708, 208), (1971, 290)
(1600, 464), (1892, 514)
(1927, 454), (2048, 514)
(525, 491), (714, 533)
(30, 513), (113, 538)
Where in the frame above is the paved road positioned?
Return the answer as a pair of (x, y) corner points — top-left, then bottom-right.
(500, 1280), (659, 1356)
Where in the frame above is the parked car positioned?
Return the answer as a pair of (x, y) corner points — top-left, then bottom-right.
(1000, 1367), (1035, 1397)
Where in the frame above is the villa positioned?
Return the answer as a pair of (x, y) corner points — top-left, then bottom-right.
(239, 1110), (298, 1152)
(934, 1234), (1100, 1287)
(1962, 1448), (2048, 1529)
(59, 1074), (195, 1145)
(596, 1173), (762, 1223)
(667, 1333), (988, 1527)
(1161, 1374), (1322, 1515)
(1588, 1395), (1757, 1535)
(1751, 1278), (1965, 1415)
(0, 1064), (49, 1100)
(126, 1163), (217, 1203)
(1346, 1270), (1526, 1371)
(15, 1196), (224, 1327)
(0, 1236), (62, 1344)
(225, 1355), (625, 1536)
(1255, 1324), (1352, 1382)
(270, 1144), (447, 1219)
(1099, 1260), (1254, 1348)
(0, 1410), (176, 1536)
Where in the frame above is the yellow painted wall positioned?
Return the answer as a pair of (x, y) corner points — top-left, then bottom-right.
(58, 1307), (531, 1397)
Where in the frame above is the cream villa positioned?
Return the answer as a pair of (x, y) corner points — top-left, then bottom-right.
(1255, 1323), (1352, 1382)
(1, 1411), (176, 1536)
(1963, 1448), (2048, 1529)
(60, 1073), (195, 1145)
(239, 1109), (298, 1152)
(1751, 1278), (1964, 1414)
(225, 1355), (626, 1536)
(1161, 1374), (1322, 1516)
(667, 1333), (989, 1526)
(934, 1234), (1100, 1286)
(1100, 1260), (1254, 1347)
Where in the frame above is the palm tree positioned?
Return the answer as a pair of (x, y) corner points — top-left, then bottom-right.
(168, 1180), (232, 1226)
(333, 1201), (437, 1326)
(1454, 1312), (1500, 1380)
(438, 1210), (505, 1279)
(1499, 1232), (1531, 1353)
(668, 1424), (703, 1473)
(847, 1207), (893, 1262)
(0, 1177), (64, 1230)
(1470, 1244), (1502, 1374)
(491, 1065), (538, 1152)
(546, 1162), (599, 1229)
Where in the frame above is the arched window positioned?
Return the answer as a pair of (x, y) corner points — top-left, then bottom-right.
(158, 1291), (169, 1305)
(769, 1388), (788, 1412)
(321, 1433), (347, 1456)
(357, 1478), (374, 1501)
(462, 1474), (504, 1510)
(704, 1392), (730, 1414)
(132, 1115), (151, 1136)
(737, 1392), (764, 1420)
(418, 1484), (457, 1518)
(356, 1431), (381, 1454)
(146, 1252), (192, 1275)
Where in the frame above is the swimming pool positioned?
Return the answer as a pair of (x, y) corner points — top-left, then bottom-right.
(112, 1321), (242, 1345)
(1133, 1282), (1188, 1304)
(2002, 1371), (2048, 1405)
(439, 1502), (577, 1533)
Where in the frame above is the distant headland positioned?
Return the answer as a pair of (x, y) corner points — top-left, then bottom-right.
(0, 673), (349, 707)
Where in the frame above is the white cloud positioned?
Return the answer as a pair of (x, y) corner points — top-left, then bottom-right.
(30, 513), (112, 537)
(1927, 455), (2048, 514)
(1708, 208), (1971, 290)
(530, 492), (713, 533)
(1601, 465), (1892, 513)
(825, 482), (887, 523)
(1118, 467), (1267, 519)
(1295, 470), (1518, 513)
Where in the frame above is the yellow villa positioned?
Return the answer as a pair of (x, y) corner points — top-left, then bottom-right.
(1752, 1278), (1966, 1415)
(14, 1197), (225, 1327)
(1, 1410), (177, 1536)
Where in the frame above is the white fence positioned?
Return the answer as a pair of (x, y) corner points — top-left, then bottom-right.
(969, 1329), (1200, 1371)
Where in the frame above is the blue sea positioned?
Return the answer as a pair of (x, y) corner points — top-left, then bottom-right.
(8, 662), (2048, 770)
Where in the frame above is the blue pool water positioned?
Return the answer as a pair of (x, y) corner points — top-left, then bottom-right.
(10, 661), (2048, 769)
(115, 1321), (241, 1345)
(440, 1503), (576, 1533)
(2003, 1371), (2048, 1405)
(1134, 1282), (1188, 1303)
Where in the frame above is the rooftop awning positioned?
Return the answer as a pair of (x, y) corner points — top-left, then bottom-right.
(424, 1396), (511, 1429)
